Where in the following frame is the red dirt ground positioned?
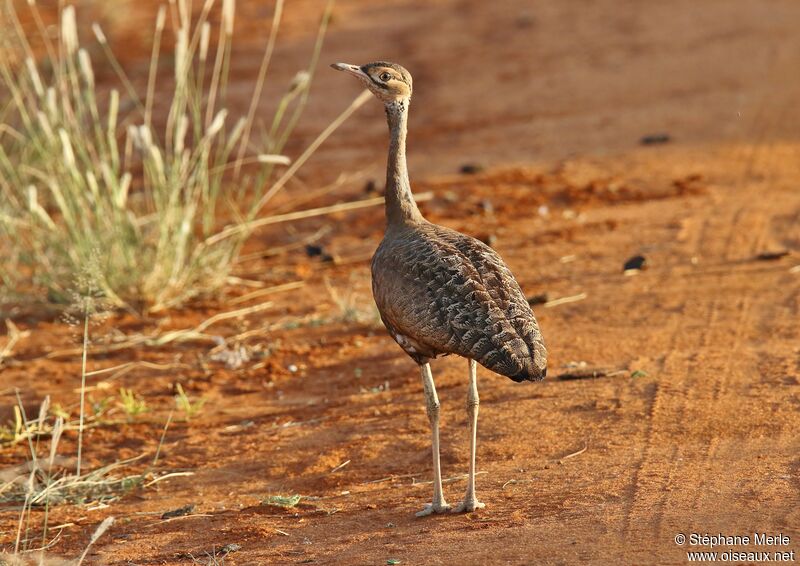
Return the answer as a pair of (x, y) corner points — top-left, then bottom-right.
(2, 0), (800, 564)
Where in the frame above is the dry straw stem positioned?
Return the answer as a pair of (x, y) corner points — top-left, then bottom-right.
(411, 471), (488, 486)
(229, 280), (304, 305)
(155, 299), (274, 343)
(84, 360), (192, 380)
(251, 88), (373, 217)
(76, 516), (114, 565)
(233, 0), (285, 175)
(44, 296), (277, 360)
(208, 189), (434, 247)
(544, 292), (587, 308)
(558, 444), (588, 461)
(0, 319), (30, 365)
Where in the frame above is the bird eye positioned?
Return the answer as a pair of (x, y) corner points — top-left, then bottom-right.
(379, 72), (393, 82)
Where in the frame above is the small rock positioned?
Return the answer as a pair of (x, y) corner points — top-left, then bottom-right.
(515, 14), (535, 28)
(623, 255), (647, 272)
(305, 244), (324, 257)
(364, 179), (378, 194)
(287, 364), (298, 373)
(219, 543), (241, 556)
(459, 163), (484, 175)
(640, 133), (671, 145)
(161, 503), (195, 520)
(305, 244), (334, 262)
(755, 250), (790, 261)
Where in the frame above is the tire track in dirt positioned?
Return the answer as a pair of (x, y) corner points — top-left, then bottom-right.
(681, 219), (758, 524)
(628, 180), (800, 551)
(679, 195), (799, 530)
(621, 196), (770, 548)
(621, 210), (712, 541)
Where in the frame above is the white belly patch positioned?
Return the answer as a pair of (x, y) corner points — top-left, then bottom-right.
(391, 331), (418, 354)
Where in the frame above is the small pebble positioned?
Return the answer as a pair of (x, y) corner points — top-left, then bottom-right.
(755, 250), (789, 261)
(459, 163), (484, 175)
(304, 245), (334, 262)
(640, 133), (671, 145)
(305, 245), (324, 257)
(515, 14), (534, 28)
(161, 503), (195, 520)
(623, 255), (647, 272)
(219, 543), (241, 555)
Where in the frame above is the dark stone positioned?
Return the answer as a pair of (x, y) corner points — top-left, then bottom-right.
(623, 255), (647, 271)
(755, 250), (790, 261)
(161, 503), (195, 519)
(459, 163), (484, 175)
(640, 133), (671, 145)
(305, 245), (324, 257)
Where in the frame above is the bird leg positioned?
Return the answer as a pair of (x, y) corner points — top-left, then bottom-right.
(452, 359), (485, 513)
(416, 362), (450, 517)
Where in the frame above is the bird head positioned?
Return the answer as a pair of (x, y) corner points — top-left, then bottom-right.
(331, 61), (412, 108)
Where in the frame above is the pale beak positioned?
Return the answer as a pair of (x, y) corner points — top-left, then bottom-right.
(330, 62), (368, 79)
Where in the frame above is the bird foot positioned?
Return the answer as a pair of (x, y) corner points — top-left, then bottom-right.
(451, 498), (485, 513)
(415, 501), (451, 517)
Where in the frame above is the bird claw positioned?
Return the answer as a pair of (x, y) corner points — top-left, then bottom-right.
(415, 501), (451, 517)
(451, 498), (486, 513)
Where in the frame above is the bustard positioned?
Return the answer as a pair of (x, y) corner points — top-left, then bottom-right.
(332, 61), (547, 515)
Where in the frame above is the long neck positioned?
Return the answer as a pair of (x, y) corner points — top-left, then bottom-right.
(384, 99), (423, 226)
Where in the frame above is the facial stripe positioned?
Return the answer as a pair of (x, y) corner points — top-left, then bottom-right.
(367, 74), (390, 90)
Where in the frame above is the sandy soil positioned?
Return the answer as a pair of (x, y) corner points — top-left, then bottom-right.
(2, 0), (800, 564)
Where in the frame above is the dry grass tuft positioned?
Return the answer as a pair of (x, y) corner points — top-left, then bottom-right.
(0, 0), (365, 312)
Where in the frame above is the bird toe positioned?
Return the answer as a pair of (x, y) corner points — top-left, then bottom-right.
(451, 499), (486, 513)
(415, 501), (451, 517)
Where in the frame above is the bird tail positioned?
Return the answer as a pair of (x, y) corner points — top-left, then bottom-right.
(480, 337), (547, 383)
(508, 340), (547, 382)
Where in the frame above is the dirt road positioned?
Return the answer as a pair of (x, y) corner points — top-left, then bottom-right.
(2, 0), (799, 564)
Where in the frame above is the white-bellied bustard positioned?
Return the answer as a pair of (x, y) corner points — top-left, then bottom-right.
(332, 61), (547, 515)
